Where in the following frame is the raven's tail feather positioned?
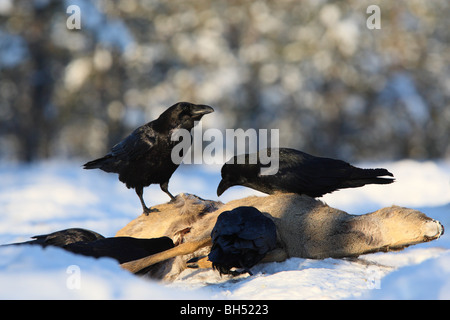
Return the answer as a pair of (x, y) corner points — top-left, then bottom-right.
(365, 168), (394, 178)
(345, 168), (395, 187)
(83, 156), (111, 170)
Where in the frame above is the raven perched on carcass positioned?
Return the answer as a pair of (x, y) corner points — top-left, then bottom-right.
(217, 148), (394, 198)
(84, 102), (213, 215)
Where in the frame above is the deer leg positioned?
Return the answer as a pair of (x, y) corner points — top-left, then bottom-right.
(120, 237), (212, 274)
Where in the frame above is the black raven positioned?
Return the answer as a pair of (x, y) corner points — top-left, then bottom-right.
(217, 148), (395, 198)
(4, 228), (174, 264)
(208, 206), (277, 276)
(83, 102), (214, 215)
(63, 236), (174, 264)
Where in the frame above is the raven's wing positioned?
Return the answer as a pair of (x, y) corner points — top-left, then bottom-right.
(209, 207), (277, 275)
(64, 236), (174, 264)
(274, 148), (394, 197)
(109, 126), (156, 161)
(31, 228), (105, 247)
(270, 148), (356, 197)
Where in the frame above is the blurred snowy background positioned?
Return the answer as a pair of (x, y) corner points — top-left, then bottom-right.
(0, 0), (449, 163)
(1, 0), (450, 300)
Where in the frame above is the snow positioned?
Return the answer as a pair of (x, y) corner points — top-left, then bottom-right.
(0, 159), (449, 300)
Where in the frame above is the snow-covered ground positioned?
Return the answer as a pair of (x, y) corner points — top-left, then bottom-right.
(0, 159), (449, 299)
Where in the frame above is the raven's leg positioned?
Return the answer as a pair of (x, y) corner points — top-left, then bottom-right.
(160, 181), (176, 201)
(135, 187), (157, 215)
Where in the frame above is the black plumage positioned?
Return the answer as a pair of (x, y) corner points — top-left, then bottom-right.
(4, 228), (174, 264)
(8, 228), (105, 247)
(83, 102), (214, 215)
(208, 206), (277, 276)
(217, 148), (394, 198)
(63, 236), (174, 264)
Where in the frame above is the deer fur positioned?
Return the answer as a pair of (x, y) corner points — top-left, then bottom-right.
(116, 193), (444, 280)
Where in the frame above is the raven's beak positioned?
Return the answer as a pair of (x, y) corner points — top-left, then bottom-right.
(217, 178), (232, 197)
(191, 105), (214, 119)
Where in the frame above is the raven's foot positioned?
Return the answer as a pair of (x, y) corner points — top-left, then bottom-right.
(143, 207), (159, 216)
(168, 194), (179, 204)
